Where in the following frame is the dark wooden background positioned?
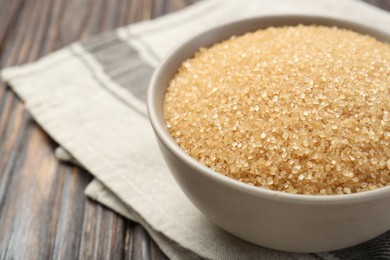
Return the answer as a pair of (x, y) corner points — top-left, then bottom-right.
(0, 0), (389, 259)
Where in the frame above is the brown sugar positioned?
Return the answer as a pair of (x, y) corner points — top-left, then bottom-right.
(163, 25), (390, 195)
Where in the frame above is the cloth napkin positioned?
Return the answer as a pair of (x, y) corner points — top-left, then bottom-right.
(2, 0), (390, 259)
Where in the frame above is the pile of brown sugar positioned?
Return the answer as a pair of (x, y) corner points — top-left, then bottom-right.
(164, 25), (390, 195)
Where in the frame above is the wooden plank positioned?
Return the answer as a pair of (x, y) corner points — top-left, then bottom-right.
(127, 0), (146, 24)
(78, 201), (124, 259)
(0, 119), (57, 259)
(0, 0), (174, 258)
(133, 226), (152, 260)
(125, 225), (169, 260)
(363, 0), (390, 10)
(0, 0), (124, 258)
(149, 238), (169, 260)
(48, 167), (92, 259)
(0, 0), (24, 57)
(0, 91), (28, 207)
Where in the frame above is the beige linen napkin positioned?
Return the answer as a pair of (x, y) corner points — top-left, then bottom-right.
(2, 0), (390, 259)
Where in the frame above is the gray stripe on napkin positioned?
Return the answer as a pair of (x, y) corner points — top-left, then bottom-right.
(68, 44), (147, 118)
(83, 32), (153, 102)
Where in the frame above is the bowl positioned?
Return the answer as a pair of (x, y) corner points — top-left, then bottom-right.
(147, 15), (390, 253)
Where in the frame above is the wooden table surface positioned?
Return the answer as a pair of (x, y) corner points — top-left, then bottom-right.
(0, 0), (389, 259)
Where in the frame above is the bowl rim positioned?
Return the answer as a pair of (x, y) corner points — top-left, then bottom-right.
(147, 14), (390, 205)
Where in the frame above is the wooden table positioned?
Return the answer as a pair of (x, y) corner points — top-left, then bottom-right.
(0, 0), (389, 259)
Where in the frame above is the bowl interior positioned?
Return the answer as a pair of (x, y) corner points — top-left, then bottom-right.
(147, 15), (390, 203)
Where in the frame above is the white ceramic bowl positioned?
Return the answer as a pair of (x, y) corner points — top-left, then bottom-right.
(147, 15), (390, 253)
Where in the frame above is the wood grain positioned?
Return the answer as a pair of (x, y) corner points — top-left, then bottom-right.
(0, 0), (388, 259)
(0, 0), (180, 259)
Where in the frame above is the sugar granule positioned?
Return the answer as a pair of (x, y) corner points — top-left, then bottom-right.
(164, 25), (390, 195)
